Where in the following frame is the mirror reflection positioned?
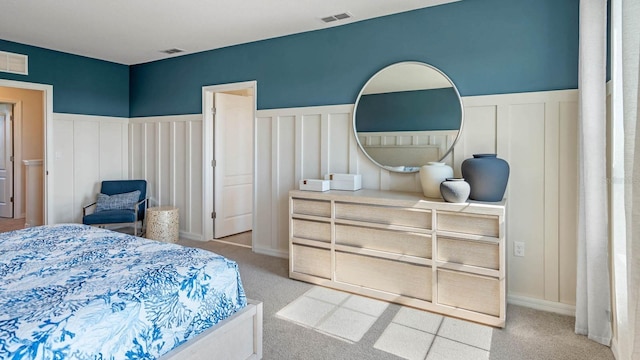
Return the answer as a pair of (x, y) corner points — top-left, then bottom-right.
(353, 62), (463, 172)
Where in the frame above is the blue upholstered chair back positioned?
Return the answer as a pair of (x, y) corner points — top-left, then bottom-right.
(101, 180), (147, 220)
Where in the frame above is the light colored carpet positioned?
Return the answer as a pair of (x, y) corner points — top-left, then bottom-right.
(177, 237), (615, 360)
(213, 230), (252, 248)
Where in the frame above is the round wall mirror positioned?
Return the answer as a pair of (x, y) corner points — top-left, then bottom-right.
(353, 61), (464, 173)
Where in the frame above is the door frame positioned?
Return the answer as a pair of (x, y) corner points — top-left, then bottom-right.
(0, 102), (15, 217)
(0, 79), (53, 224)
(202, 81), (257, 243)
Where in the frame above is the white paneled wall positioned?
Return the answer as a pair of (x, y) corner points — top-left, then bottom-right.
(459, 90), (579, 313)
(51, 114), (128, 224)
(129, 115), (203, 240)
(254, 90), (579, 313)
(123, 90), (578, 312)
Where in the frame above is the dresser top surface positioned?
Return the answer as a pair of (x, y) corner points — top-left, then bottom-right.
(290, 189), (506, 214)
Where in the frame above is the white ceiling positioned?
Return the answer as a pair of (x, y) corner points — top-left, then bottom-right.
(0, 0), (460, 65)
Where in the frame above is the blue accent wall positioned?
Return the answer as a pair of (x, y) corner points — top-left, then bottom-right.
(356, 88), (461, 132)
(130, 0), (579, 117)
(0, 39), (129, 117)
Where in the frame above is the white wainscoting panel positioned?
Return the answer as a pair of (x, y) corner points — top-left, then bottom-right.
(255, 90), (579, 312)
(123, 90), (578, 311)
(129, 115), (203, 240)
(459, 90), (579, 309)
(51, 114), (128, 224)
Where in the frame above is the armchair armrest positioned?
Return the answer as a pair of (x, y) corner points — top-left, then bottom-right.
(135, 198), (149, 209)
(134, 198), (149, 219)
(82, 202), (97, 217)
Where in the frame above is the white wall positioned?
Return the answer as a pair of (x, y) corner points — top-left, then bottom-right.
(126, 89), (579, 312)
(51, 113), (128, 224)
(254, 90), (579, 312)
(129, 115), (203, 241)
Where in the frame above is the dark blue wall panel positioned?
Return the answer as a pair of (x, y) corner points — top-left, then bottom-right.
(0, 39), (129, 117)
(356, 88), (462, 132)
(130, 0), (579, 117)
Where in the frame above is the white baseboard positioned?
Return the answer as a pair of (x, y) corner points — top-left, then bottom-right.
(610, 337), (620, 360)
(507, 294), (576, 316)
(179, 231), (204, 241)
(253, 246), (288, 259)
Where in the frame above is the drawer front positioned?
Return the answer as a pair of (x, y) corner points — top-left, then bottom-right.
(292, 198), (331, 218)
(437, 269), (500, 316)
(291, 245), (331, 279)
(292, 219), (331, 242)
(436, 212), (499, 237)
(335, 252), (431, 301)
(336, 224), (432, 259)
(335, 202), (431, 229)
(437, 237), (499, 270)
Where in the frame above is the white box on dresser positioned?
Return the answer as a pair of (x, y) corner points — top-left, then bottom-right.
(299, 179), (330, 192)
(288, 189), (506, 328)
(323, 173), (362, 191)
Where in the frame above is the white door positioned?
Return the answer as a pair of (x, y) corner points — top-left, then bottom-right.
(214, 93), (253, 238)
(0, 104), (13, 218)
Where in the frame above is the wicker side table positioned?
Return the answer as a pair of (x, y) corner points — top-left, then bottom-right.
(146, 206), (179, 243)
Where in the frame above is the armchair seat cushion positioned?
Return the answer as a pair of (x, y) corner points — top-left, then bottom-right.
(83, 209), (137, 225)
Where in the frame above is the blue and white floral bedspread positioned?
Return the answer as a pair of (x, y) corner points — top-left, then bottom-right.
(0, 224), (247, 359)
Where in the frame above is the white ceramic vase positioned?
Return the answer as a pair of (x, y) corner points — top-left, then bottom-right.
(419, 162), (453, 198)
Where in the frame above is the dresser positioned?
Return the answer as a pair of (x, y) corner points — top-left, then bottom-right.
(288, 189), (506, 327)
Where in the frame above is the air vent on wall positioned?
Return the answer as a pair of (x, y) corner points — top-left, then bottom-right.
(160, 48), (185, 54)
(321, 12), (352, 23)
(0, 51), (28, 75)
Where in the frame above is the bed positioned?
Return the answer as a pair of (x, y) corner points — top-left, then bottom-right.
(0, 224), (262, 359)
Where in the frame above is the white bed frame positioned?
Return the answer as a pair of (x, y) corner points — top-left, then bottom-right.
(161, 300), (263, 360)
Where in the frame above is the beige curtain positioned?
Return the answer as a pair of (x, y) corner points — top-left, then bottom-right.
(575, 0), (612, 345)
(622, 0), (640, 357)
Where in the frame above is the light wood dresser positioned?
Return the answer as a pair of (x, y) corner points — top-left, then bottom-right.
(288, 189), (506, 327)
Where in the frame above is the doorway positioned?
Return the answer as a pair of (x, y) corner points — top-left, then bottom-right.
(0, 103), (14, 218)
(202, 81), (257, 248)
(0, 80), (52, 226)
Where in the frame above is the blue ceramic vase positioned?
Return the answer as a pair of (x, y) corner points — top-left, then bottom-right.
(461, 154), (510, 202)
(440, 178), (470, 203)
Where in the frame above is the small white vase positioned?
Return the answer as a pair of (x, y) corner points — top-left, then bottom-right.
(419, 162), (453, 198)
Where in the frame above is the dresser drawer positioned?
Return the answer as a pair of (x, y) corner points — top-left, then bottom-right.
(437, 237), (499, 270)
(336, 224), (432, 258)
(436, 212), (499, 237)
(291, 245), (331, 279)
(335, 252), (431, 301)
(335, 202), (431, 229)
(437, 269), (500, 316)
(292, 198), (331, 218)
(292, 219), (330, 242)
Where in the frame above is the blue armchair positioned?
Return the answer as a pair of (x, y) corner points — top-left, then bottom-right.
(82, 180), (148, 236)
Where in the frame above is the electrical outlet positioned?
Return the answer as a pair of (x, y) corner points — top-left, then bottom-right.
(514, 241), (525, 257)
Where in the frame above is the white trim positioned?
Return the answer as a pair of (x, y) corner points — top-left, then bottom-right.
(178, 231), (204, 242)
(130, 114), (201, 123)
(54, 112), (129, 122)
(0, 79), (53, 225)
(202, 81), (257, 243)
(611, 337), (620, 360)
(253, 246), (288, 259)
(22, 159), (43, 166)
(507, 294), (576, 316)
(256, 103), (353, 118)
(0, 98), (22, 219)
(462, 88), (578, 106)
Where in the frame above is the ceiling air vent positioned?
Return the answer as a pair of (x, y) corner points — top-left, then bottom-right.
(321, 12), (352, 24)
(160, 48), (185, 55)
(0, 51), (28, 75)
